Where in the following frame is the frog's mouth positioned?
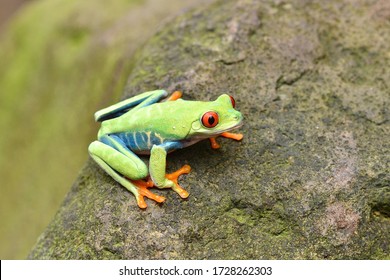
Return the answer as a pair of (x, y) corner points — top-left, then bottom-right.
(191, 118), (243, 139)
(182, 119), (243, 150)
(224, 118), (243, 131)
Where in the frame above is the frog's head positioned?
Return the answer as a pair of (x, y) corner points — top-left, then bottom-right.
(188, 94), (243, 139)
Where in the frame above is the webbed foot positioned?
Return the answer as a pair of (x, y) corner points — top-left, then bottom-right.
(209, 132), (244, 149)
(166, 164), (191, 198)
(129, 164), (191, 208)
(131, 179), (166, 209)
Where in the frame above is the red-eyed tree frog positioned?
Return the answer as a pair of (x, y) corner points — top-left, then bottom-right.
(89, 90), (243, 208)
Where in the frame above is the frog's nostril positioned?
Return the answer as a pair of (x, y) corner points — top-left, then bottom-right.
(234, 113), (241, 121)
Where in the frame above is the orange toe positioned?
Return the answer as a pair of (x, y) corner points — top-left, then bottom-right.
(209, 133), (243, 149)
(220, 132), (243, 141)
(166, 164), (191, 180)
(166, 165), (191, 198)
(173, 186), (189, 198)
(132, 179), (166, 209)
(209, 137), (221, 149)
(130, 165), (191, 208)
(166, 91), (182, 101)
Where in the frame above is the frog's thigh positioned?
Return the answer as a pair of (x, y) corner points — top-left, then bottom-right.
(89, 141), (147, 180)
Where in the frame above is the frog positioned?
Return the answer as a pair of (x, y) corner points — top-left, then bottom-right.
(88, 90), (243, 208)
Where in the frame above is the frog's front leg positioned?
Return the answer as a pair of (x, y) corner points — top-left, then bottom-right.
(88, 136), (166, 208)
(149, 144), (191, 199)
(209, 132), (244, 149)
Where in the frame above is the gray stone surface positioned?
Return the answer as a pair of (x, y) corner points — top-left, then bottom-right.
(29, 0), (389, 259)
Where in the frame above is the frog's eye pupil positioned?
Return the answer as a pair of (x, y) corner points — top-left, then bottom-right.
(229, 95), (236, 108)
(201, 111), (219, 128)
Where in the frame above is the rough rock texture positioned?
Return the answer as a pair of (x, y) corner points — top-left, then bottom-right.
(29, 0), (389, 259)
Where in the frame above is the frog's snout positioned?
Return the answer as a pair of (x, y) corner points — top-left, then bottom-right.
(233, 111), (243, 123)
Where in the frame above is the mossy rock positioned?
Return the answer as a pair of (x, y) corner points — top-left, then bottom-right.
(29, 0), (389, 259)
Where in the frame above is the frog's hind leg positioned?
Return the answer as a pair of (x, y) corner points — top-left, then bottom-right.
(94, 89), (168, 122)
(88, 141), (165, 208)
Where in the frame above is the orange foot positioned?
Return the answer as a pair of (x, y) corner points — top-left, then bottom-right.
(209, 132), (244, 149)
(131, 179), (165, 209)
(166, 90), (182, 101)
(130, 164), (191, 208)
(166, 164), (191, 198)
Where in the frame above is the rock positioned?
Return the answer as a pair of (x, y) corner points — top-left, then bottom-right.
(29, 0), (389, 259)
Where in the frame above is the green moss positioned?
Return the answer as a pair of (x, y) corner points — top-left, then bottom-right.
(226, 208), (256, 226)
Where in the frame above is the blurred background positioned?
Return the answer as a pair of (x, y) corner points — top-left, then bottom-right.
(0, 0), (29, 29)
(0, 0), (211, 259)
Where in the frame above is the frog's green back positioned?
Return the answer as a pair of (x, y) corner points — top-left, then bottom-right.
(98, 94), (242, 141)
(99, 99), (202, 139)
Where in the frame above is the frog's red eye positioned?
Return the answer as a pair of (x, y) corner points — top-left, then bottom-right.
(201, 111), (219, 128)
(229, 95), (236, 108)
